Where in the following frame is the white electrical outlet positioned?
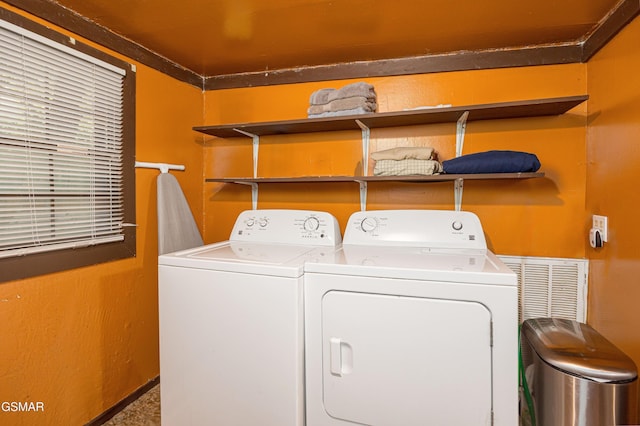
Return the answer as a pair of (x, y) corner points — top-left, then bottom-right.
(593, 215), (608, 242)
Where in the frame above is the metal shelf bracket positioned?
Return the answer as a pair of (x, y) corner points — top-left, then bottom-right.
(456, 111), (469, 157)
(236, 181), (259, 210)
(355, 180), (368, 211)
(233, 129), (260, 209)
(454, 178), (464, 212)
(454, 111), (469, 211)
(356, 120), (371, 175)
(356, 120), (371, 211)
(233, 129), (260, 178)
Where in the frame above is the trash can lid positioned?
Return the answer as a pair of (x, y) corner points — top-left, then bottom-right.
(522, 318), (638, 383)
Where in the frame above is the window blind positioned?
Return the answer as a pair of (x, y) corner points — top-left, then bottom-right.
(0, 19), (127, 259)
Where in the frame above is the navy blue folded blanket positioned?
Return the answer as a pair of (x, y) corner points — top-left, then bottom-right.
(442, 150), (541, 174)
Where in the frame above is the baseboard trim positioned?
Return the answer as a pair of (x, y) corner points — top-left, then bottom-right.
(85, 376), (160, 426)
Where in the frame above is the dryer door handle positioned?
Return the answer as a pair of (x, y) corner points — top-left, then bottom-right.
(330, 337), (353, 376)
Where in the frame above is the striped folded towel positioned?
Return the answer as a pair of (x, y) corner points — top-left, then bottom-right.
(373, 159), (443, 176)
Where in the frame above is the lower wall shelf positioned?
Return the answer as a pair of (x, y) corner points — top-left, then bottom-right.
(206, 172), (545, 211)
(205, 172), (544, 184)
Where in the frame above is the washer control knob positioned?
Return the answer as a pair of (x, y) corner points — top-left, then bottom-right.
(258, 218), (268, 228)
(246, 219), (255, 227)
(452, 221), (463, 231)
(361, 217), (378, 232)
(304, 216), (320, 231)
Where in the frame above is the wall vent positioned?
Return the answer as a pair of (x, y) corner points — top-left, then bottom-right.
(498, 255), (588, 323)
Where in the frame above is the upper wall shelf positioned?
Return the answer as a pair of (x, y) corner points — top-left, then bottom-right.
(193, 95), (588, 138)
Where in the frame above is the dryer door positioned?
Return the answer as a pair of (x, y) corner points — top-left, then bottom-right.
(322, 290), (493, 425)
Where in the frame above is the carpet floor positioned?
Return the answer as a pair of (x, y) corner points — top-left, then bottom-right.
(102, 385), (160, 426)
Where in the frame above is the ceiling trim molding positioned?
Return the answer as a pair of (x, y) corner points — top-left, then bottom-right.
(1, 0), (203, 88)
(204, 44), (583, 90)
(582, 0), (640, 61)
(3, 0), (638, 90)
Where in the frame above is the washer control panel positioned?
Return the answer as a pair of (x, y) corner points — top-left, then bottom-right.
(345, 210), (487, 249)
(230, 209), (342, 246)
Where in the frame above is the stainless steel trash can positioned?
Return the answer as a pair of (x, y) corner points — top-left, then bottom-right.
(521, 318), (638, 426)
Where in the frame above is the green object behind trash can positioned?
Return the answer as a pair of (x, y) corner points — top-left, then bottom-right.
(521, 318), (638, 426)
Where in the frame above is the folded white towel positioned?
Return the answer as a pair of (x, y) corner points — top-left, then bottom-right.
(371, 147), (436, 161)
(307, 96), (377, 115)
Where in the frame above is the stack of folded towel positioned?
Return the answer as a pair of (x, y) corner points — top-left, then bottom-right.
(308, 82), (377, 118)
(371, 146), (443, 176)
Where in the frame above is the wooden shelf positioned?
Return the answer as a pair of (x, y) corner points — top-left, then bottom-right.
(194, 95), (588, 138)
(206, 172), (545, 184)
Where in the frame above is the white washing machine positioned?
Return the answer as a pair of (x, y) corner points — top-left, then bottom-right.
(304, 210), (518, 426)
(158, 209), (341, 426)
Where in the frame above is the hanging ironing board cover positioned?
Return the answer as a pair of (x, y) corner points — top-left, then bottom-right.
(156, 173), (204, 255)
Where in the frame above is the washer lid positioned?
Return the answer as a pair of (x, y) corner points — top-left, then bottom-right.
(159, 241), (328, 277)
(523, 318), (638, 383)
(189, 242), (315, 264)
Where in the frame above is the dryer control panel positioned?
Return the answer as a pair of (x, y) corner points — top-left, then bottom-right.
(230, 209), (342, 246)
(344, 210), (487, 250)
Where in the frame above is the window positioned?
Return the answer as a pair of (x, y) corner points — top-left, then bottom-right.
(0, 11), (135, 282)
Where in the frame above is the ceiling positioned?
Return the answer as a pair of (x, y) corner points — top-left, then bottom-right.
(48, 0), (623, 77)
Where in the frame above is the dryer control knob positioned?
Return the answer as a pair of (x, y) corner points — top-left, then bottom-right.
(452, 221), (463, 231)
(360, 217), (378, 232)
(304, 216), (320, 231)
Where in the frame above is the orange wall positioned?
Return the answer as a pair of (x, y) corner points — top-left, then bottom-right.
(587, 14), (640, 400)
(0, 4), (204, 425)
(5, 2), (640, 424)
(202, 64), (588, 259)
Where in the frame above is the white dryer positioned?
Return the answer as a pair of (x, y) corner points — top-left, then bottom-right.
(158, 209), (341, 426)
(304, 210), (518, 426)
